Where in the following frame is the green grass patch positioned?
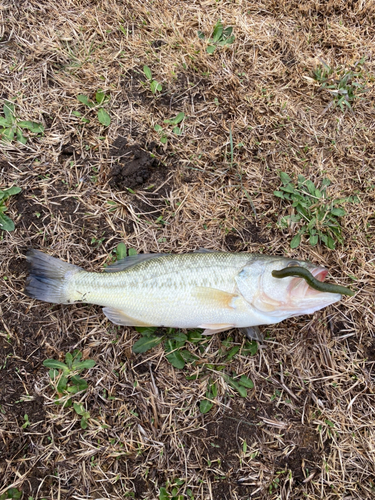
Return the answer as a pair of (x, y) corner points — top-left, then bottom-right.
(274, 171), (359, 249)
(143, 65), (162, 94)
(43, 350), (96, 429)
(0, 100), (44, 144)
(0, 186), (21, 232)
(198, 20), (234, 54)
(75, 90), (111, 126)
(312, 57), (368, 111)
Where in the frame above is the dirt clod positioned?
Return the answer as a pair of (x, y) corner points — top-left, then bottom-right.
(110, 137), (161, 190)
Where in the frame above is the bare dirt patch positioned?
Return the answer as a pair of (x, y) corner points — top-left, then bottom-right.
(225, 222), (269, 250)
(109, 137), (164, 190)
(191, 401), (324, 499)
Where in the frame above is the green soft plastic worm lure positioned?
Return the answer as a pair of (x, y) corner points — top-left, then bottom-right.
(272, 266), (354, 296)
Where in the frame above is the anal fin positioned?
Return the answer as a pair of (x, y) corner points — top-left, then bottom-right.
(199, 323), (235, 335)
(103, 307), (153, 327)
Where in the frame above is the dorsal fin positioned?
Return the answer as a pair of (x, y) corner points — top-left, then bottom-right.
(104, 253), (167, 272)
(194, 248), (216, 253)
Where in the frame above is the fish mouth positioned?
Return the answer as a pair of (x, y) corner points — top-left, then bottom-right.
(252, 264), (341, 316)
(287, 266), (340, 305)
(313, 267), (328, 282)
(270, 264), (340, 317)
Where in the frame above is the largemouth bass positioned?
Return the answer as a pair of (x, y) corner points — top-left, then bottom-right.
(25, 249), (342, 337)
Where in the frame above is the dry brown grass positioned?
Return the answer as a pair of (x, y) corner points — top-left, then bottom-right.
(1, 0), (375, 498)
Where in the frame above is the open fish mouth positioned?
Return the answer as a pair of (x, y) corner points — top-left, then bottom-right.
(313, 267), (328, 282)
(288, 266), (328, 299)
(272, 262), (353, 299)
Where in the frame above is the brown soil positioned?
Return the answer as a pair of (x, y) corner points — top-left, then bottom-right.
(110, 137), (163, 190)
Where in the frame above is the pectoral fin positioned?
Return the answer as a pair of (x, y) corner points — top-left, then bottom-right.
(193, 287), (244, 335)
(103, 307), (153, 327)
(240, 326), (264, 342)
(192, 287), (239, 309)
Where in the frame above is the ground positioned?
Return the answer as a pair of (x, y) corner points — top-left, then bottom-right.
(0, 0), (375, 499)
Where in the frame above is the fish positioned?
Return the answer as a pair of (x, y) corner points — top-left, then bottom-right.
(24, 249), (342, 340)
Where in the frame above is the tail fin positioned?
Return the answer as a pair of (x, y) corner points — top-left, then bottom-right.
(25, 249), (83, 304)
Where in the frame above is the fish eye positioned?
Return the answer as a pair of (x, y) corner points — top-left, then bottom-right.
(287, 260), (300, 267)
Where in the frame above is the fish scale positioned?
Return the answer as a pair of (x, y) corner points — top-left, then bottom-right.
(65, 253), (246, 327)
